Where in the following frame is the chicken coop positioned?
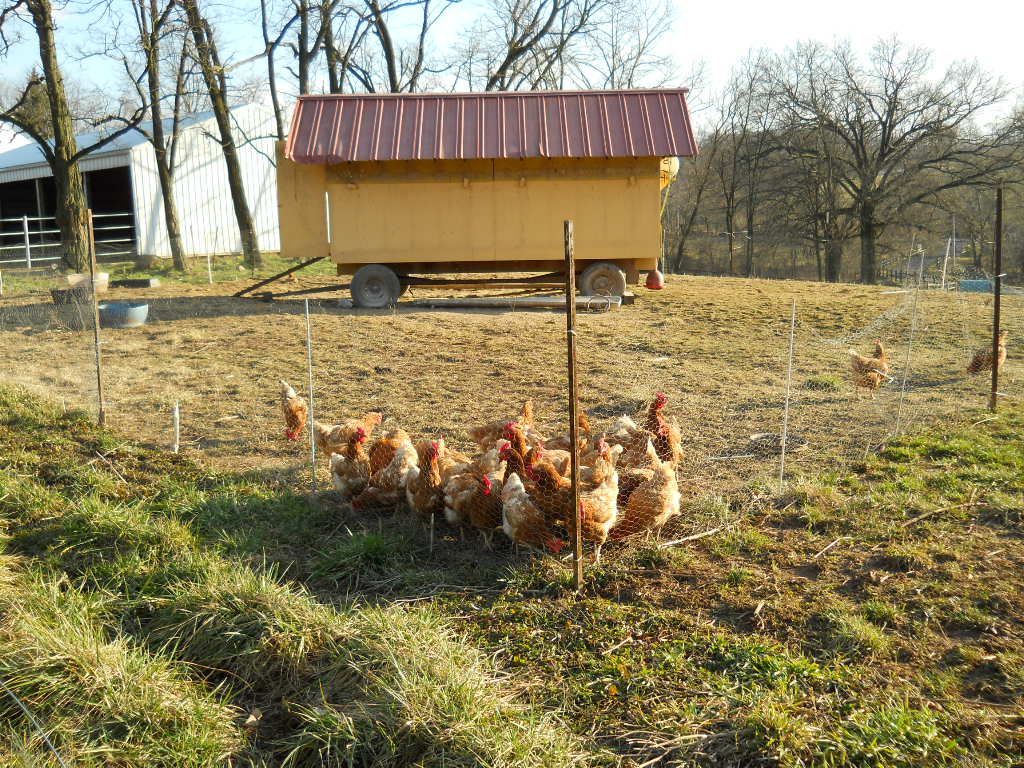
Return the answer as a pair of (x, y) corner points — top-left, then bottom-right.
(277, 89), (698, 307)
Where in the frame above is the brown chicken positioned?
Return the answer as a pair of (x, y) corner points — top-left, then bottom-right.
(641, 392), (683, 465)
(329, 426), (371, 499)
(967, 331), (1008, 375)
(543, 411), (593, 453)
(615, 394), (682, 468)
(611, 440), (681, 540)
(530, 442), (620, 561)
(469, 399), (545, 450)
(443, 442), (506, 547)
(405, 440), (445, 524)
(279, 380), (308, 441)
(501, 471), (566, 554)
(367, 427), (411, 475)
(352, 430), (418, 510)
(311, 411), (385, 457)
(849, 340), (890, 395)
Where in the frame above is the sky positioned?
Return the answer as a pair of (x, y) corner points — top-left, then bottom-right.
(674, 0), (1023, 104)
(1, 0), (1022, 150)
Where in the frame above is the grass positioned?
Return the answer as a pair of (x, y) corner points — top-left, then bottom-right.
(804, 373), (845, 391)
(0, 271), (1019, 498)
(0, 386), (587, 767)
(0, 266), (1023, 765)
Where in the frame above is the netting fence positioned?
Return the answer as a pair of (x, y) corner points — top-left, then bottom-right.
(0, 228), (1020, 586)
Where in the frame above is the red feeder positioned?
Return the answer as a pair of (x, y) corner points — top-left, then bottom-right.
(645, 268), (665, 290)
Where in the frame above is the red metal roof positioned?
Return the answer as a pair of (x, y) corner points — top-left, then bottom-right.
(285, 89), (698, 164)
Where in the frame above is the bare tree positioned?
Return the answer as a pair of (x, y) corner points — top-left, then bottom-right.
(179, 0), (262, 267)
(113, 0), (193, 270)
(770, 39), (1019, 283)
(451, 0), (604, 92)
(1, 0), (144, 270)
(570, 0), (673, 89)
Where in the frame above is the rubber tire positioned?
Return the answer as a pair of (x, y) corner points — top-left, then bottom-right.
(579, 261), (627, 297)
(351, 264), (401, 308)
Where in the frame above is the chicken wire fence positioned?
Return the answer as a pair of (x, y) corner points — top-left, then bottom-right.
(0, 259), (1020, 582)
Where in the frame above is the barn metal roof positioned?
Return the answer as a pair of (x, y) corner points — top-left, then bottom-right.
(285, 89), (698, 164)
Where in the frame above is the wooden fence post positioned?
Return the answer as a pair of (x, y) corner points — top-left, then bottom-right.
(87, 210), (105, 427)
(564, 220), (583, 591)
(990, 187), (1003, 413)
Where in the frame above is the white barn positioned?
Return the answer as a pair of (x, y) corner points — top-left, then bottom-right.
(0, 104), (280, 262)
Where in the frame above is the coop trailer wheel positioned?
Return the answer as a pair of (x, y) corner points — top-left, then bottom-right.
(579, 261), (627, 297)
(351, 264), (401, 308)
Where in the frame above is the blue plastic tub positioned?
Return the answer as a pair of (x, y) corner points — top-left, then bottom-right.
(98, 301), (149, 328)
(960, 279), (993, 293)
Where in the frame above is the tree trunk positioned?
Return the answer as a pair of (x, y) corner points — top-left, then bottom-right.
(261, 0), (286, 139)
(145, 0), (188, 271)
(859, 204), (877, 284)
(813, 220), (823, 281)
(182, 0), (262, 267)
(297, 0), (310, 93)
(28, 0), (89, 271)
(826, 240), (843, 283)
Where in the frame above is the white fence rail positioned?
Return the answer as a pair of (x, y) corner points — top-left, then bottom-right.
(0, 212), (135, 267)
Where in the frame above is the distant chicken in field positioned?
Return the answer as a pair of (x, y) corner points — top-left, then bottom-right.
(352, 429), (418, 510)
(279, 380), (308, 441)
(848, 340), (890, 395)
(329, 426), (371, 499)
(313, 411), (385, 457)
(967, 331), (1008, 375)
(611, 440), (681, 541)
(443, 442), (506, 547)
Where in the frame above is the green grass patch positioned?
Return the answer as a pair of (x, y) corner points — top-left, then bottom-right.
(2, 383), (1023, 767)
(804, 373), (844, 391)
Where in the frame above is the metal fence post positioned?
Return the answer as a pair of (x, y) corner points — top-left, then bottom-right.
(305, 298), (317, 493)
(22, 215), (31, 269)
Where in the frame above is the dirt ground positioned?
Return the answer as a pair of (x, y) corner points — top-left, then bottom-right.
(1, 271), (1020, 516)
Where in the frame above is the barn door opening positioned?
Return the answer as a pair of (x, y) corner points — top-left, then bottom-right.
(84, 166), (137, 262)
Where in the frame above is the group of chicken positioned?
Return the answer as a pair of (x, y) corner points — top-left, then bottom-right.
(847, 330), (1009, 395)
(279, 382), (684, 560)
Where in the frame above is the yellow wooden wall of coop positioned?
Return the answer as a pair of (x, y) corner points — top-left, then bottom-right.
(277, 143), (665, 274)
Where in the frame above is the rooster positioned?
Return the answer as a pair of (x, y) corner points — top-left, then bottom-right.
(351, 430), (418, 510)
(530, 442), (619, 561)
(848, 340), (891, 395)
(967, 331), (1008, 375)
(611, 440), (681, 540)
(329, 426), (370, 499)
(280, 380), (309, 441)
